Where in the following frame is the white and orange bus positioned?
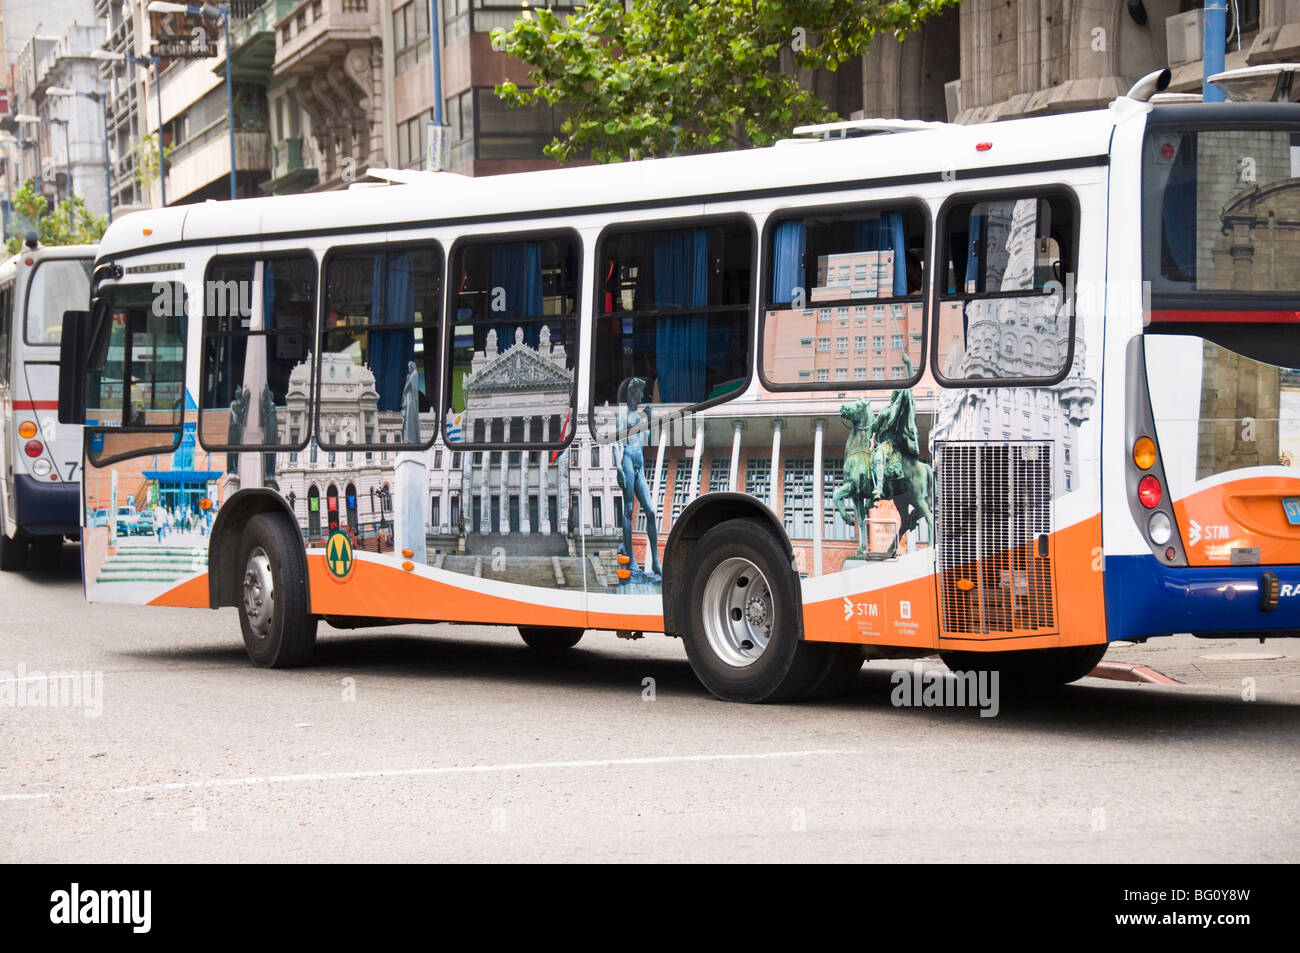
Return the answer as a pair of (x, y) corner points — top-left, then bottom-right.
(0, 241), (94, 570)
(58, 82), (1300, 701)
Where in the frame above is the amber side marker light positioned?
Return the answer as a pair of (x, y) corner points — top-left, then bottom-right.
(1133, 436), (1157, 470)
(956, 578), (975, 591)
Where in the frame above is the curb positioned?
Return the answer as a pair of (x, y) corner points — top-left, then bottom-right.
(1088, 661), (1180, 685)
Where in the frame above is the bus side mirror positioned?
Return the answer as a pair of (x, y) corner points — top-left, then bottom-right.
(58, 310), (89, 425)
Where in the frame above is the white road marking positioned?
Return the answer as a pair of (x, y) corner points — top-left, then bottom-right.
(0, 748), (865, 802)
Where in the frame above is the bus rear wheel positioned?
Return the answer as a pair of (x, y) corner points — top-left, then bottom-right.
(518, 627), (584, 652)
(939, 643), (1107, 690)
(0, 531), (28, 572)
(681, 518), (825, 703)
(237, 513), (317, 668)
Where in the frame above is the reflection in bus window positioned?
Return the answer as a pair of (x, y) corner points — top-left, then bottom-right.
(934, 194), (1076, 384)
(320, 245), (441, 449)
(445, 236), (578, 448)
(763, 206), (925, 387)
(200, 256), (316, 474)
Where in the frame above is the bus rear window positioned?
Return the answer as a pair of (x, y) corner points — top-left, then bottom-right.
(1143, 126), (1300, 296)
(27, 258), (93, 345)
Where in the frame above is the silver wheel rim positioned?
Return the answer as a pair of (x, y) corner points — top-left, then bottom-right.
(701, 557), (774, 667)
(242, 546), (275, 641)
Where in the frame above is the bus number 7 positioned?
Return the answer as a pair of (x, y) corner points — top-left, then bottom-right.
(63, 460), (79, 482)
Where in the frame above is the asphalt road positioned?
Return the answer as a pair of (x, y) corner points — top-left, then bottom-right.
(2, 545), (1297, 863)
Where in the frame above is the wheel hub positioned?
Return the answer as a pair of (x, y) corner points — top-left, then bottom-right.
(242, 547), (275, 641)
(701, 557), (774, 668)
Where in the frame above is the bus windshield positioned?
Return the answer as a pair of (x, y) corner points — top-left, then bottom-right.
(26, 257), (93, 345)
(1143, 124), (1300, 298)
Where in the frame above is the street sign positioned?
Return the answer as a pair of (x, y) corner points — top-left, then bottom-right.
(149, 11), (219, 60)
(426, 121), (452, 172)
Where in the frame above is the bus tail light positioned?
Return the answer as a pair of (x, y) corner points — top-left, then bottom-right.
(24, 440), (43, 458)
(1132, 436), (1157, 470)
(17, 421), (37, 440)
(1138, 475), (1162, 509)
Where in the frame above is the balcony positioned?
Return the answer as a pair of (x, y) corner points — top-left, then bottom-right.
(274, 0), (376, 76)
(261, 135), (319, 194)
(165, 118), (270, 202)
(224, 0), (298, 85)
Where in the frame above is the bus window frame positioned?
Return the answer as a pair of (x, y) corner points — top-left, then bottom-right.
(22, 256), (94, 348)
(757, 197), (931, 393)
(443, 226), (582, 452)
(198, 249), (319, 455)
(587, 212), (757, 438)
(1142, 113), (1300, 314)
(317, 237), (445, 452)
(930, 184), (1081, 390)
(84, 281), (187, 468)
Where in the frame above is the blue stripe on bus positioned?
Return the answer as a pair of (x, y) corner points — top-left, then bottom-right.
(1104, 555), (1300, 641)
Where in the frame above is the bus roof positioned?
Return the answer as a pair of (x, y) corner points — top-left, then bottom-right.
(0, 243), (98, 284)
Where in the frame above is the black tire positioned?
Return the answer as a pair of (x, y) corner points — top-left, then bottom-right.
(681, 518), (824, 703)
(518, 626), (584, 652)
(237, 513), (317, 668)
(30, 536), (63, 571)
(0, 531), (28, 572)
(939, 643), (1108, 691)
(801, 644), (865, 701)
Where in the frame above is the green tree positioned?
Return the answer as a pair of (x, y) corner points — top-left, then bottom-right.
(494, 0), (958, 163)
(130, 133), (177, 194)
(5, 182), (108, 255)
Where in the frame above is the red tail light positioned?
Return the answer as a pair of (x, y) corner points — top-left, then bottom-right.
(1138, 475), (1162, 508)
(24, 440), (42, 458)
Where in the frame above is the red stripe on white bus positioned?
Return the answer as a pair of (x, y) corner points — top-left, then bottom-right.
(1148, 309), (1300, 324)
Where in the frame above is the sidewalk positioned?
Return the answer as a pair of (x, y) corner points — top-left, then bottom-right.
(1097, 634), (1300, 694)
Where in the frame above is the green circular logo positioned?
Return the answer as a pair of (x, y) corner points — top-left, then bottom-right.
(326, 530), (354, 579)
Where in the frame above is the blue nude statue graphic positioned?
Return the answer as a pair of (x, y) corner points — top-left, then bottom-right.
(613, 376), (663, 578)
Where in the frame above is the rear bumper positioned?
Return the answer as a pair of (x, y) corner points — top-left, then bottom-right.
(13, 475), (80, 537)
(1105, 555), (1300, 641)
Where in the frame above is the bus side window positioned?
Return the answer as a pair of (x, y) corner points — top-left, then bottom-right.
(933, 192), (1077, 386)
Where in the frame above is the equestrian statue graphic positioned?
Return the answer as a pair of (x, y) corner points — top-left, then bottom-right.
(833, 354), (935, 559)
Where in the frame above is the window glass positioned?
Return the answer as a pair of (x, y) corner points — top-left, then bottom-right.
(200, 255), (315, 457)
(0, 285), (11, 385)
(593, 220), (750, 425)
(85, 282), (186, 463)
(27, 258), (93, 346)
(446, 235), (578, 448)
(934, 194), (1076, 384)
(763, 207), (923, 387)
(321, 245), (442, 448)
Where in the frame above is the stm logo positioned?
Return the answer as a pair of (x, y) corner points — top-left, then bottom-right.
(844, 598), (879, 621)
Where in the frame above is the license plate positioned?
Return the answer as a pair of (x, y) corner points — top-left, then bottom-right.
(1285, 498), (1300, 526)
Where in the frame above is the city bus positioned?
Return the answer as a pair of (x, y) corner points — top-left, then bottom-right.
(58, 84), (1300, 702)
(0, 241), (94, 570)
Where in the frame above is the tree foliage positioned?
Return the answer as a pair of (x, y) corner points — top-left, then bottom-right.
(494, 0), (958, 163)
(5, 182), (108, 255)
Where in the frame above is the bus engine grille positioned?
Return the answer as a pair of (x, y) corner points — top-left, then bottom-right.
(935, 441), (1057, 637)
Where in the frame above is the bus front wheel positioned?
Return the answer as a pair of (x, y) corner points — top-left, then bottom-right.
(939, 644), (1107, 690)
(237, 514), (317, 668)
(518, 627), (584, 652)
(681, 518), (826, 703)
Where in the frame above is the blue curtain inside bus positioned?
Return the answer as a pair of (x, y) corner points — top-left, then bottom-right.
(489, 242), (544, 348)
(856, 213), (908, 297)
(653, 229), (708, 402)
(1161, 145), (1197, 282)
(369, 253), (416, 412)
(770, 221), (806, 302)
(263, 260), (275, 330)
